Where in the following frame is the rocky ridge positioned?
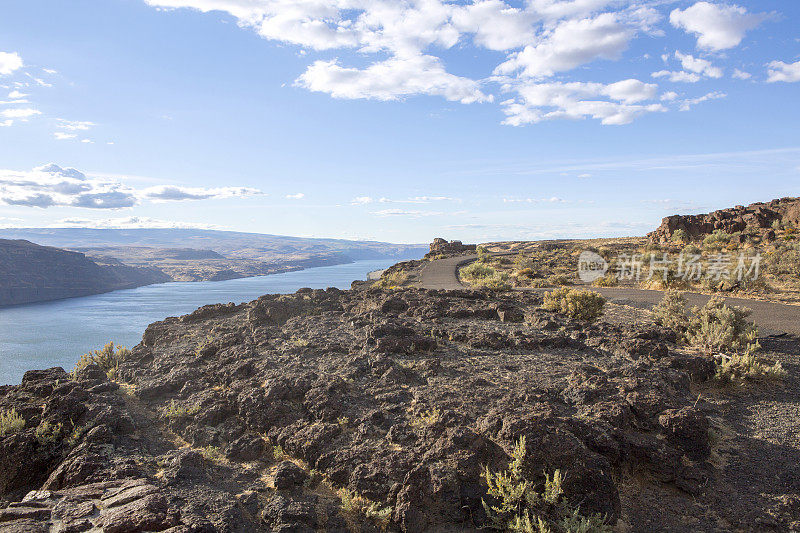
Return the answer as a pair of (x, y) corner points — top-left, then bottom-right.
(648, 197), (800, 244)
(0, 239), (170, 307)
(2, 284), (796, 531)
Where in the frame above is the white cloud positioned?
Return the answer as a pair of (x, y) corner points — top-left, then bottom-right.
(53, 132), (77, 140)
(578, 173), (592, 178)
(503, 196), (564, 203)
(351, 196), (373, 205)
(54, 216), (220, 230)
(0, 107), (41, 119)
(679, 91), (726, 111)
(56, 119), (95, 131)
(451, 0), (538, 51)
(8, 90), (26, 99)
(652, 70), (701, 83)
(674, 51), (722, 78)
(660, 91), (678, 101)
(0, 52), (23, 76)
(732, 68), (751, 80)
(766, 60), (800, 83)
(285, 192), (305, 199)
(140, 0), (759, 127)
(296, 54), (491, 104)
(142, 185), (262, 201)
(495, 13), (633, 78)
(372, 208), (444, 217)
(669, 2), (767, 51)
(500, 79), (664, 126)
(0, 164), (262, 209)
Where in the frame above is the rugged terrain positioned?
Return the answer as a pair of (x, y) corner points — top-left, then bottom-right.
(1, 284), (798, 531)
(648, 197), (800, 244)
(0, 239), (170, 307)
(0, 229), (427, 304)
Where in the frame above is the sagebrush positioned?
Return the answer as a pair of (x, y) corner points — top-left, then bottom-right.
(542, 288), (605, 321)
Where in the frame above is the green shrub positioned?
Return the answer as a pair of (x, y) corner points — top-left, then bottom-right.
(686, 297), (758, 355)
(682, 244), (702, 256)
(162, 400), (200, 420)
(591, 274), (617, 287)
(671, 229), (688, 243)
(651, 291), (689, 333)
(461, 262), (496, 280)
(547, 275), (572, 286)
(516, 268), (534, 279)
(542, 289), (606, 321)
(703, 230), (731, 249)
(715, 352), (786, 384)
(0, 409), (25, 437)
(482, 436), (610, 533)
(74, 341), (131, 381)
(35, 420), (63, 446)
(374, 269), (412, 289)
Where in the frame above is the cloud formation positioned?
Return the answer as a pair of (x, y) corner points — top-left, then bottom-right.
(669, 2), (767, 51)
(143, 0), (764, 125)
(0, 164), (262, 209)
(0, 52), (23, 76)
(767, 60), (800, 83)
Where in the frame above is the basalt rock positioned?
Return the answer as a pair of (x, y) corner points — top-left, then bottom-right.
(1, 286), (730, 531)
(648, 196), (800, 243)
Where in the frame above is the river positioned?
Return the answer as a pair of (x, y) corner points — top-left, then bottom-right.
(0, 259), (401, 385)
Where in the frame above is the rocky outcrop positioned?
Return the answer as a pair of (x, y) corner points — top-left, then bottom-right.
(648, 196), (800, 243)
(0, 286), (740, 531)
(0, 239), (171, 307)
(426, 237), (477, 258)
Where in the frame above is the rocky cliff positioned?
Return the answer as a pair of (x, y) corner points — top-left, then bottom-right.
(648, 196), (800, 243)
(3, 284), (793, 531)
(0, 239), (170, 306)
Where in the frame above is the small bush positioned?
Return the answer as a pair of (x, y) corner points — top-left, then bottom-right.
(35, 420), (63, 446)
(703, 230), (731, 249)
(461, 262), (496, 280)
(591, 274), (617, 287)
(542, 289), (606, 321)
(74, 341), (131, 381)
(682, 243), (702, 256)
(715, 352), (786, 384)
(374, 270), (412, 289)
(686, 297), (758, 355)
(338, 488), (393, 530)
(0, 409), (25, 437)
(410, 408), (441, 428)
(516, 268), (534, 279)
(671, 229), (688, 243)
(482, 436), (610, 533)
(162, 400), (200, 420)
(547, 275), (572, 286)
(651, 291), (689, 333)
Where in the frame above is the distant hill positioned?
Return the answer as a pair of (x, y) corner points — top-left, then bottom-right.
(0, 230), (427, 300)
(0, 228), (427, 262)
(0, 239), (170, 306)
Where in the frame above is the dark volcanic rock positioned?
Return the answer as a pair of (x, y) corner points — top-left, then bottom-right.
(647, 196), (800, 243)
(1, 285), (743, 532)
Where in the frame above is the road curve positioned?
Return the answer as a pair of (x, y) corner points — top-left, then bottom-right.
(418, 254), (478, 289)
(418, 255), (800, 336)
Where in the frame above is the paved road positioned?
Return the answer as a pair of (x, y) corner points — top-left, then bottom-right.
(418, 255), (800, 336)
(419, 254), (479, 289)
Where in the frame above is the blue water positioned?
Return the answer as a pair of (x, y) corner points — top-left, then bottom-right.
(0, 259), (399, 386)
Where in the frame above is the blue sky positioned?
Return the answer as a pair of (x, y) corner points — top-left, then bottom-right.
(0, 0), (798, 243)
